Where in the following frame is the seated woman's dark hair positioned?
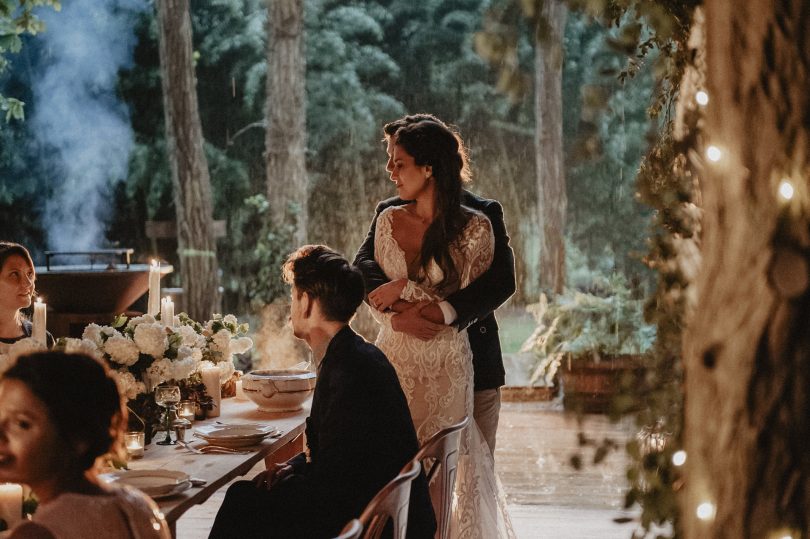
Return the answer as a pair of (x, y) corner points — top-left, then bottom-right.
(282, 245), (365, 323)
(3, 351), (126, 470)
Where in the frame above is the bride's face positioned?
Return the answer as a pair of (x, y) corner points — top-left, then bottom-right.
(389, 144), (432, 201)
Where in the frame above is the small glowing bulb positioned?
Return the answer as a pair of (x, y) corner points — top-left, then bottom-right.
(696, 91), (709, 106)
(696, 501), (716, 521)
(706, 146), (722, 162)
(779, 180), (794, 200)
(672, 450), (687, 466)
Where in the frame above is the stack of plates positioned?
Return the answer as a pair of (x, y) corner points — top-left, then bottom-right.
(102, 469), (191, 499)
(194, 424), (277, 448)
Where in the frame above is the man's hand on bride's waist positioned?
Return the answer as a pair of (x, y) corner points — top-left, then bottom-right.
(391, 301), (446, 341)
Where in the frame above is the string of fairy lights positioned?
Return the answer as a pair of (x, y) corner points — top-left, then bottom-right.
(685, 87), (800, 539)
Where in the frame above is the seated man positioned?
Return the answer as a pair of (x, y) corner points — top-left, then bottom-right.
(209, 245), (436, 539)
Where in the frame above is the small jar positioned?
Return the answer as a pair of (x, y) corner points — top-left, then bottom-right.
(177, 400), (196, 423)
(124, 431), (145, 458)
(171, 418), (192, 443)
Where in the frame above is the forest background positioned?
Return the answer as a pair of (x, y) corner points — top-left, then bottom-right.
(0, 0), (656, 316)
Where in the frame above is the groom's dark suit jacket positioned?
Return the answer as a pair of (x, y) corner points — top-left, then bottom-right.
(354, 189), (517, 390)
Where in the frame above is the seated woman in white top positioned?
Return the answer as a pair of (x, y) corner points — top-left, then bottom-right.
(0, 242), (54, 348)
(0, 351), (170, 539)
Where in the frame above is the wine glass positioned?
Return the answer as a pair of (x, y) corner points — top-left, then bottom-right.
(154, 384), (182, 445)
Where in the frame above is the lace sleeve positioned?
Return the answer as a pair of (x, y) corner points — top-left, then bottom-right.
(458, 213), (495, 289)
(401, 279), (440, 302)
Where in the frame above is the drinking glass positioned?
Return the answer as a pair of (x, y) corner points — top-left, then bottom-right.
(154, 384), (182, 445)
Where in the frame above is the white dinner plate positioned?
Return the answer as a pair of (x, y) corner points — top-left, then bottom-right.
(194, 424), (278, 448)
(103, 469), (190, 497)
(194, 424), (276, 439)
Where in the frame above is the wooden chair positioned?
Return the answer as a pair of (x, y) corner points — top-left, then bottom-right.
(357, 459), (421, 539)
(414, 416), (470, 539)
(334, 518), (363, 539)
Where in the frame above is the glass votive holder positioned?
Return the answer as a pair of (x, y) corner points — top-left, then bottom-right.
(178, 400), (196, 423)
(124, 431), (145, 458)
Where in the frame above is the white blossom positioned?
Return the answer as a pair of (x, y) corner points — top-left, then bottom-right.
(223, 314), (237, 326)
(133, 323), (168, 358)
(62, 338), (103, 359)
(171, 357), (197, 382)
(82, 323), (104, 345)
(175, 325), (206, 348)
(146, 358), (173, 386)
(127, 314), (156, 330)
(104, 334), (140, 366)
(211, 329), (231, 356)
(113, 369), (146, 400)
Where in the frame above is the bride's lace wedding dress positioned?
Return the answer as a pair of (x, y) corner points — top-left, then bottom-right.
(372, 206), (515, 539)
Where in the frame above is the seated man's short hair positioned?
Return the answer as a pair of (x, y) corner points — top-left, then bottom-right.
(282, 245), (365, 323)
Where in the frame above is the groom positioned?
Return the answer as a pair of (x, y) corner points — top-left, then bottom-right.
(209, 245), (435, 539)
(354, 113), (516, 454)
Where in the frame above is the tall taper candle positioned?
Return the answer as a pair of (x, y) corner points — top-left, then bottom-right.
(160, 296), (175, 326)
(201, 367), (221, 418)
(148, 260), (160, 316)
(0, 483), (23, 529)
(32, 297), (46, 344)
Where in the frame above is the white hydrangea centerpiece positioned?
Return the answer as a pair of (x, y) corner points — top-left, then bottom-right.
(82, 312), (252, 401)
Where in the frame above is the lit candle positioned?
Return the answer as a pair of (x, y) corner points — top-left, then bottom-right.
(178, 400), (196, 423)
(124, 431), (145, 458)
(0, 483), (23, 529)
(32, 297), (46, 345)
(201, 367), (221, 418)
(160, 296), (175, 326)
(148, 260), (161, 316)
(234, 379), (247, 401)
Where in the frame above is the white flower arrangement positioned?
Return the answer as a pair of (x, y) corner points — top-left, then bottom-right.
(79, 312), (253, 400)
(0, 312), (252, 418)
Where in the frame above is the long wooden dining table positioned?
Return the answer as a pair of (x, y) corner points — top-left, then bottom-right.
(126, 397), (311, 536)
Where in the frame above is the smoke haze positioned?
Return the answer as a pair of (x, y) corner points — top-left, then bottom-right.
(33, 0), (146, 251)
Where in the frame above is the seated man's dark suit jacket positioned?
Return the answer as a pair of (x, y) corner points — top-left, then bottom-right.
(209, 326), (436, 539)
(354, 189), (517, 391)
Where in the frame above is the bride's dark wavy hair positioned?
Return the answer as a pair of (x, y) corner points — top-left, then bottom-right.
(393, 120), (471, 293)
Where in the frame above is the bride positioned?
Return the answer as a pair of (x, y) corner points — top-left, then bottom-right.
(367, 119), (514, 538)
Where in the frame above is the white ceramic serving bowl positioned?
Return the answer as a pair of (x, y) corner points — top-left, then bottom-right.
(241, 369), (316, 412)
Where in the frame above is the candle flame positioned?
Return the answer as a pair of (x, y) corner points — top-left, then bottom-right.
(36, 297), (43, 304)
(151, 259), (158, 268)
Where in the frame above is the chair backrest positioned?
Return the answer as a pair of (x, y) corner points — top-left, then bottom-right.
(413, 416), (470, 539)
(358, 459), (421, 539)
(334, 519), (363, 539)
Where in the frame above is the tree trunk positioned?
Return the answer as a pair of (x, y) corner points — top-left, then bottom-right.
(683, 1), (810, 537)
(534, 0), (567, 294)
(265, 0), (307, 245)
(156, 0), (218, 322)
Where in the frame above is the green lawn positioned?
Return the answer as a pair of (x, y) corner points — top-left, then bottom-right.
(496, 306), (537, 354)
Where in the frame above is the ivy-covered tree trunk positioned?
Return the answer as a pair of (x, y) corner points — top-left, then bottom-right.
(534, 0), (567, 294)
(265, 0), (307, 245)
(683, 2), (810, 537)
(156, 0), (218, 321)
